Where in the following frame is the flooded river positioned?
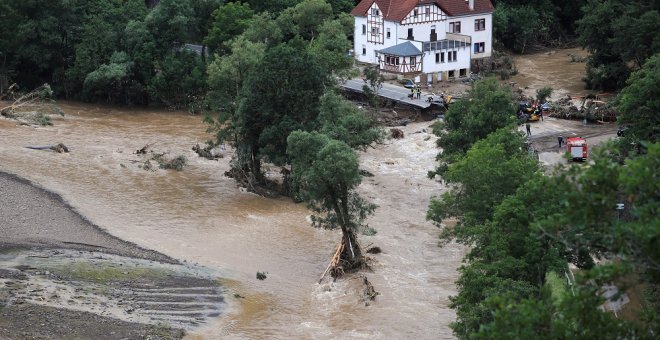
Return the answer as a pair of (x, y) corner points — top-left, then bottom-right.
(0, 102), (461, 339)
(0, 48), (590, 339)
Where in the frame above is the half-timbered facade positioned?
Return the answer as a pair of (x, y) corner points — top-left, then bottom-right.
(352, 0), (494, 83)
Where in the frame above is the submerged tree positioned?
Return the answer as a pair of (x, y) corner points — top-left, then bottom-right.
(287, 131), (376, 276)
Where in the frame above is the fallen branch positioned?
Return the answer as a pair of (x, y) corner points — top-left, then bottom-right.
(25, 143), (69, 153)
(319, 241), (344, 283)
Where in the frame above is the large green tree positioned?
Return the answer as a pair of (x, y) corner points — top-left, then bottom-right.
(287, 131), (375, 269)
(431, 77), (516, 176)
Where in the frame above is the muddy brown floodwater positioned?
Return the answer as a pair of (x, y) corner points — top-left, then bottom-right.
(0, 48), (592, 339)
(0, 102), (463, 339)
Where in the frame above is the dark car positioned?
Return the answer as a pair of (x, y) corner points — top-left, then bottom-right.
(401, 79), (415, 89)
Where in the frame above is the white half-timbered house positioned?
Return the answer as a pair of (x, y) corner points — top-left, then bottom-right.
(352, 0), (494, 83)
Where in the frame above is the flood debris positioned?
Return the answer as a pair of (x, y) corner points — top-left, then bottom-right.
(192, 143), (223, 160)
(366, 246), (382, 254)
(390, 128), (405, 139)
(361, 275), (379, 305)
(136, 148), (187, 171)
(256, 271), (268, 280)
(0, 84), (64, 126)
(25, 143), (69, 153)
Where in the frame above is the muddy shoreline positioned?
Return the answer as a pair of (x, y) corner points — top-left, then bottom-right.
(0, 171), (226, 339)
(0, 171), (176, 263)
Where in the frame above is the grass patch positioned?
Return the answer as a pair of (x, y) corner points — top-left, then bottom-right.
(51, 262), (174, 283)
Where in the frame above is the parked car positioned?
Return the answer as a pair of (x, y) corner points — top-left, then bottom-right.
(400, 78), (415, 88)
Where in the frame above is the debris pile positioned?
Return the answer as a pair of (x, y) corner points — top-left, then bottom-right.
(0, 84), (64, 126)
(193, 143), (223, 160)
(390, 128), (405, 139)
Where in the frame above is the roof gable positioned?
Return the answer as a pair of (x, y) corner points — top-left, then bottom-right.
(377, 41), (423, 57)
(351, 0), (494, 21)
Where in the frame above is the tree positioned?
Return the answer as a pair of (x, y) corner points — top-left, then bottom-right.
(615, 53), (660, 146)
(577, 0), (660, 90)
(317, 91), (383, 150)
(361, 66), (384, 115)
(230, 39), (330, 181)
(431, 77), (516, 176)
(309, 19), (354, 78)
(287, 131), (375, 271)
(83, 52), (133, 103)
(276, 0), (334, 41)
(428, 128), (539, 244)
(535, 86), (553, 103)
(148, 50), (206, 110)
(204, 2), (255, 55)
(205, 37), (265, 145)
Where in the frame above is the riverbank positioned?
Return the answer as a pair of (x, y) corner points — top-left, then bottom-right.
(0, 171), (226, 339)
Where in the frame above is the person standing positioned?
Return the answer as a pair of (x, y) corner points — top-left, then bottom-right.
(526, 122), (531, 136)
(410, 86), (415, 100)
(416, 87), (421, 99)
(558, 135), (564, 148)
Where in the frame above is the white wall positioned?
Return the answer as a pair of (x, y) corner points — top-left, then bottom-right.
(422, 47), (471, 75)
(354, 17), (401, 65)
(443, 13), (493, 58)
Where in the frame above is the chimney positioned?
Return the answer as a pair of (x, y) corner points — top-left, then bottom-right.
(467, 0), (474, 10)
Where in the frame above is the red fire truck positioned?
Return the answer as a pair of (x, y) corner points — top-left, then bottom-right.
(566, 137), (588, 161)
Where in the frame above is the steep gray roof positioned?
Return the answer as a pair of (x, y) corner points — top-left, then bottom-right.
(377, 42), (422, 57)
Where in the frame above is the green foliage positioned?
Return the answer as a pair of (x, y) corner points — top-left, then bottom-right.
(578, 0), (660, 90)
(615, 54), (660, 145)
(309, 19), (354, 78)
(536, 86), (553, 103)
(429, 129), (539, 242)
(277, 0), (334, 41)
(233, 40), (329, 169)
(491, 0), (587, 52)
(148, 51), (207, 110)
(83, 52), (133, 103)
(287, 131), (375, 233)
(361, 66), (384, 114)
(227, 0), (301, 14)
(317, 91), (383, 150)
(432, 77), (516, 175)
(204, 37), (265, 143)
(204, 2), (255, 55)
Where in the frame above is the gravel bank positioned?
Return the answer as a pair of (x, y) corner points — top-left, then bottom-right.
(0, 171), (176, 263)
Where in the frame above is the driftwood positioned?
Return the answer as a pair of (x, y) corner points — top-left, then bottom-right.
(25, 143), (69, 153)
(319, 241), (345, 283)
(136, 143), (155, 155)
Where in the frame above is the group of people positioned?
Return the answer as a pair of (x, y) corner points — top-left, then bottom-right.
(409, 86), (422, 100)
(516, 100), (545, 122)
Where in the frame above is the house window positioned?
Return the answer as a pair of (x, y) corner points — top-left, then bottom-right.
(425, 7), (430, 17)
(362, 24), (366, 35)
(362, 45), (366, 55)
(448, 70), (455, 78)
(414, 9), (418, 17)
(407, 28), (414, 40)
(459, 69), (467, 77)
(371, 8), (379, 16)
(475, 19), (485, 31)
(474, 42), (485, 53)
(386, 28), (391, 39)
(371, 27), (379, 35)
(450, 21), (461, 33)
(410, 56), (416, 65)
(448, 50), (457, 62)
(433, 52), (446, 63)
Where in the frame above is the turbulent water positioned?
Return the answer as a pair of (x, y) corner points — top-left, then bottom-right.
(0, 102), (461, 339)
